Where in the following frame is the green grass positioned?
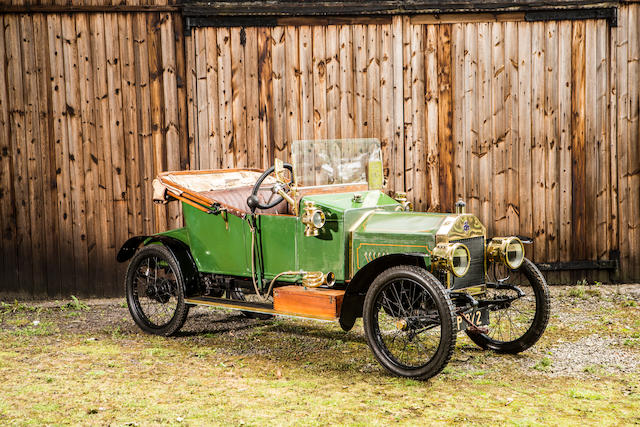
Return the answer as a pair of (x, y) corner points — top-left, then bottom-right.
(0, 294), (639, 425)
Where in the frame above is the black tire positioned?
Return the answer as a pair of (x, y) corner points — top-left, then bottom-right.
(125, 245), (190, 336)
(466, 258), (550, 353)
(363, 265), (456, 379)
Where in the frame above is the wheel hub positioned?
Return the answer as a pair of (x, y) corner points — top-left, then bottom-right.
(146, 278), (173, 304)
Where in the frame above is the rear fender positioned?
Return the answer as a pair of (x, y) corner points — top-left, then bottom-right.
(117, 235), (201, 297)
(339, 253), (429, 331)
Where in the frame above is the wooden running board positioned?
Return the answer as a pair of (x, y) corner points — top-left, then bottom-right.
(185, 292), (344, 321)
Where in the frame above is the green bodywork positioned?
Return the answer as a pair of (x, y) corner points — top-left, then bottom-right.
(156, 189), (460, 284)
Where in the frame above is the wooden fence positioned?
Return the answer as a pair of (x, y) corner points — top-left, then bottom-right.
(0, 11), (187, 297)
(0, 3), (639, 297)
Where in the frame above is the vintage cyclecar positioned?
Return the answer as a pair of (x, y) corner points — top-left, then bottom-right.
(118, 138), (550, 379)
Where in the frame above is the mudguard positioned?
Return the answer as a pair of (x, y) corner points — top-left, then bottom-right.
(338, 253), (429, 332)
(116, 235), (201, 297)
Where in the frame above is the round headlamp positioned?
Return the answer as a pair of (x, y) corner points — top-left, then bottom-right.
(311, 210), (325, 228)
(486, 237), (524, 270)
(432, 242), (471, 278)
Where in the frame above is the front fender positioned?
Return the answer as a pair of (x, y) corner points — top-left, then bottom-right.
(116, 234), (201, 297)
(338, 253), (429, 332)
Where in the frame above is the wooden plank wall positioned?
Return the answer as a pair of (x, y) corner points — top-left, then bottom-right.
(0, 11), (186, 298)
(187, 11), (639, 283)
(1, 6), (639, 298)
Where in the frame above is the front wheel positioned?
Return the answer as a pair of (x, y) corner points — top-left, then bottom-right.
(466, 258), (550, 353)
(363, 265), (456, 379)
(125, 245), (190, 336)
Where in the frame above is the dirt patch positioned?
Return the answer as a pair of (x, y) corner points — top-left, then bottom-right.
(1, 285), (639, 425)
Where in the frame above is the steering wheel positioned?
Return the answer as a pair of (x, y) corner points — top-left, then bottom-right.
(247, 162), (294, 213)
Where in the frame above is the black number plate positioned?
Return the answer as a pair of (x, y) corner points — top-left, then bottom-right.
(456, 307), (490, 332)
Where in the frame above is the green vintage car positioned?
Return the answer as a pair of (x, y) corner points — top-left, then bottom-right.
(117, 138), (550, 379)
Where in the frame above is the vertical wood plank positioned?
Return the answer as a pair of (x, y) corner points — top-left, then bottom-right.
(571, 20), (586, 264)
(517, 22), (533, 259)
(284, 26), (300, 160)
(338, 25), (354, 139)
(584, 20), (597, 267)
(531, 22), (546, 262)
(7, 14), (34, 295)
(77, 12), (100, 292)
(91, 13), (117, 292)
(216, 27), (234, 167)
(118, 12), (142, 241)
(544, 21), (559, 283)
(452, 23), (466, 205)
(244, 27), (260, 167)
(558, 21), (572, 284)
(299, 25), (314, 177)
(595, 20), (609, 282)
(185, 30), (198, 170)
(464, 23), (479, 216)
(608, 16), (619, 282)
(353, 24), (366, 139)
(325, 25), (340, 140)
(231, 26), (248, 168)
(20, 14), (46, 295)
(106, 13), (128, 286)
(34, 14), (61, 295)
(257, 27), (273, 168)
(403, 18), (413, 203)
(628, 6), (640, 280)
(62, 13), (89, 295)
(173, 16), (189, 173)
(437, 24), (454, 213)
(160, 13), (181, 228)
(133, 13), (154, 235)
(425, 25), (439, 211)
(616, 6), (629, 280)
(391, 16), (405, 193)
(409, 24), (425, 209)
(366, 24), (380, 142)
(147, 13), (167, 232)
(504, 21), (520, 235)
(0, 15), (19, 290)
(477, 22), (492, 229)
(271, 26), (286, 162)
(380, 23), (394, 193)
(491, 22), (507, 236)
(196, 28), (211, 168)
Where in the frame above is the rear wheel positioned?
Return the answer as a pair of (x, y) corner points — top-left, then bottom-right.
(125, 245), (189, 336)
(363, 265), (456, 379)
(466, 258), (550, 353)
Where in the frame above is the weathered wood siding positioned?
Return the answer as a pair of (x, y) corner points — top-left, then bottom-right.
(187, 12), (638, 282)
(1, 5), (639, 298)
(0, 12), (186, 297)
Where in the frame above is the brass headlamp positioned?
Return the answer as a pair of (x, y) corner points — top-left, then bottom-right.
(486, 237), (525, 270)
(301, 201), (325, 237)
(431, 242), (471, 277)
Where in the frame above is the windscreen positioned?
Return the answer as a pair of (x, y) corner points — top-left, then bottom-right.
(291, 138), (383, 188)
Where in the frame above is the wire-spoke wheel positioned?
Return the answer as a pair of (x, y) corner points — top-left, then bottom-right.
(466, 258), (550, 353)
(363, 265), (456, 379)
(125, 245), (189, 336)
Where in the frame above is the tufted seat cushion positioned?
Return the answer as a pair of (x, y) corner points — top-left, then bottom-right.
(200, 186), (288, 216)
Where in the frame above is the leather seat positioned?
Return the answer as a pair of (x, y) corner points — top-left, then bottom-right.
(200, 186), (288, 216)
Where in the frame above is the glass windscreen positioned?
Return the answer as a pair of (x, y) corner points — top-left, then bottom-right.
(291, 138), (383, 187)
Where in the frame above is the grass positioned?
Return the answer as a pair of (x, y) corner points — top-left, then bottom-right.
(0, 290), (639, 425)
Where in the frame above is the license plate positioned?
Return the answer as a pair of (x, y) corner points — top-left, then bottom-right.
(456, 307), (489, 332)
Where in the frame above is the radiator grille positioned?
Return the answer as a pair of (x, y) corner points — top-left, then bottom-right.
(451, 236), (485, 290)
